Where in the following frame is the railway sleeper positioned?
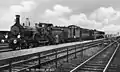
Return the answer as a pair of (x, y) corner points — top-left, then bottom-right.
(79, 65), (119, 72)
(87, 60), (109, 64)
(79, 67), (104, 71)
(81, 65), (105, 69)
(85, 63), (108, 67)
(106, 64), (120, 72)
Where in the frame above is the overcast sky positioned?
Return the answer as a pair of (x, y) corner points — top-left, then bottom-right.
(0, 0), (120, 34)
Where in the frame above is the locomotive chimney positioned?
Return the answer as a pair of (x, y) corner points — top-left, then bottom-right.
(15, 15), (20, 25)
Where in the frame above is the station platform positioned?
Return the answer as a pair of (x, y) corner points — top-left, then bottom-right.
(0, 39), (104, 61)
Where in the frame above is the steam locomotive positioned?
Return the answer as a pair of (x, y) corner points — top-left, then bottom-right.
(8, 15), (105, 50)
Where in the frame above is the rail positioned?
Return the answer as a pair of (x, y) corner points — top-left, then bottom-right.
(103, 43), (119, 72)
(0, 39), (105, 72)
(70, 39), (118, 72)
(103, 40), (120, 72)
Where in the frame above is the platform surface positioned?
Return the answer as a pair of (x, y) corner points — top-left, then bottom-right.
(0, 39), (103, 61)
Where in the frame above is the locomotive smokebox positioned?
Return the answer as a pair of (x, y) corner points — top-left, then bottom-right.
(15, 15), (20, 24)
(16, 15), (20, 18)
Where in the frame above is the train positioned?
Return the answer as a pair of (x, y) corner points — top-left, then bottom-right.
(7, 15), (105, 50)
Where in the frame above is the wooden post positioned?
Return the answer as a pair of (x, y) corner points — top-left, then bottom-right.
(74, 46), (77, 58)
(81, 44), (84, 62)
(38, 53), (41, 70)
(55, 50), (58, 68)
(66, 48), (69, 62)
(9, 60), (12, 72)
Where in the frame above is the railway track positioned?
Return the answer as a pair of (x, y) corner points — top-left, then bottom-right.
(70, 41), (119, 72)
(0, 43), (11, 53)
(0, 40), (106, 72)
